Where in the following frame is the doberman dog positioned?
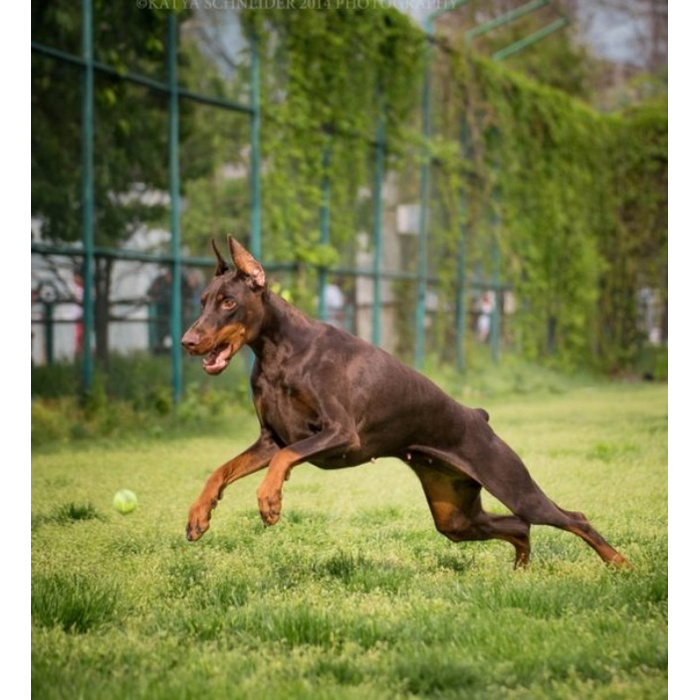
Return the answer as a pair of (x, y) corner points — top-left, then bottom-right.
(181, 236), (629, 569)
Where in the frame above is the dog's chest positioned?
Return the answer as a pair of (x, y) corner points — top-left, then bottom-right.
(255, 375), (323, 445)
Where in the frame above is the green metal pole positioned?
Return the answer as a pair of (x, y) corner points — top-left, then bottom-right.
(44, 304), (55, 365)
(464, 0), (549, 41)
(490, 216), (501, 363)
(371, 109), (385, 346)
(415, 22), (432, 370)
(426, 0), (473, 27)
(167, 13), (183, 403)
(456, 227), (468, 373)
(318, 142), (331, 321)
(456, 113), (469, 374)
(250, 28), (262, 260)
(245, 25), (263, 377)
(491, 17), (569, 62)
(80, 0), (95, 395)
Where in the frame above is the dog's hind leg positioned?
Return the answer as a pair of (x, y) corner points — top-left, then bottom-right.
(406, 457), (531, 568)
(460, 437), (630, 567)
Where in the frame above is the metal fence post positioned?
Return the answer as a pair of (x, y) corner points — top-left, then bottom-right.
(318, 142), (332, 322)
(168, 13), (183, 403)
(80, 0), (95, 395)
(490, 233), (501, 363)
(371, 109), (385, 347)
(250, 27), (262, 261)
(456, 113), (471, 373)
(415, 22), (433, 370)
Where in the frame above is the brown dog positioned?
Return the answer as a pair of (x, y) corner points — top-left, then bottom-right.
(181, 236), (628, 568)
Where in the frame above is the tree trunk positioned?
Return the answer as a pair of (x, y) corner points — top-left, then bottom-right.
(94, 257), (113, 365)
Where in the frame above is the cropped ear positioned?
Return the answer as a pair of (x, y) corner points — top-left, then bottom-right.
(228, 235), (266, 290)
(211, 239), (229, 276)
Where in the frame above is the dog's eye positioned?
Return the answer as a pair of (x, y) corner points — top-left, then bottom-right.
(221, 299), (237, 311)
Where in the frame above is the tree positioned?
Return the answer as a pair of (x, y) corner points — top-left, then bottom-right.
(32, 2), (204, 362)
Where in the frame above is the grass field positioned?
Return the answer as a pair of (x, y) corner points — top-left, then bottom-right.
(31, 381), (667, 699)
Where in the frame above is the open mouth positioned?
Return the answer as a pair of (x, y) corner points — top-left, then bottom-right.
(202, 343), (234, 375)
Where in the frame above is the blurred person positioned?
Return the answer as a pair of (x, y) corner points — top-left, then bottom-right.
(477, 291), (494, 344)
(324, 280), (345, 329)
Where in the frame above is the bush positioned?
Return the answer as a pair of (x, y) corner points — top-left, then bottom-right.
(31, 380), (255, 446)
(636, 344), (668, 381)
(30, 350), (257, 444)
(31, 362), (80, 399)
(31, 400), (72, 445)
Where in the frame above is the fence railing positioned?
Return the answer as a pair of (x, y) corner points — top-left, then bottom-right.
(34, 3), (568, 399)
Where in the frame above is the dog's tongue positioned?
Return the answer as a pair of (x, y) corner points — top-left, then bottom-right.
(203, 345), (233, 375)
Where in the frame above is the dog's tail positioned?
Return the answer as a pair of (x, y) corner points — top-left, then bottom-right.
(476, 407), (490, 422)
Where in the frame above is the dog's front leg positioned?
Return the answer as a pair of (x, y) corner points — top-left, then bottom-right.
(256, 448), (303, 526)
(257, 430), (355, 526)
(187, 434), (278, 541)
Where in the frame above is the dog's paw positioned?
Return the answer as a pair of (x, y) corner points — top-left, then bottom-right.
(186, 504), (211, 542)
(609, 553), (633, 569)
(257, 489), (282, 526)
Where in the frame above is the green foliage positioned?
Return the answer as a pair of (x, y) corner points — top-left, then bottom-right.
(425, 347), (601, 402)
(635, 344), (668, 381)
(32, 1), (178, 245)
(234, 8), (665, 370)
(32, 3), (206, 360)
(451, 0), (598, 100)
(597, 99), (668, 371)
(30, 390), (253, 447)
(239, 7), (425, 312)
(418, 47), (667, 371)
(32, 5), (666, 375)
(31, 362), (81, 398)
(31, 396), (146, 446)
(177, 37), (255, 255)
(467, 60), (613, 365)
(31, 400), (73, 444)
(31, 353), (255, 445)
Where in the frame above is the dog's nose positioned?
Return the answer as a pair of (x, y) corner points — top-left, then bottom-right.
(181, 329), (200, 350)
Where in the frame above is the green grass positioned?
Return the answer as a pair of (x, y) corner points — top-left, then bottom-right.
(31, 381), (667, 699)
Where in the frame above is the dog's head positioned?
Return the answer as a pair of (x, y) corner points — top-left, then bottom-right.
(181, 236), (267, 375)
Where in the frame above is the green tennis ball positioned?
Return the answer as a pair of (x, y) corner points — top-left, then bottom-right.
(113, 489), (138, 515)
